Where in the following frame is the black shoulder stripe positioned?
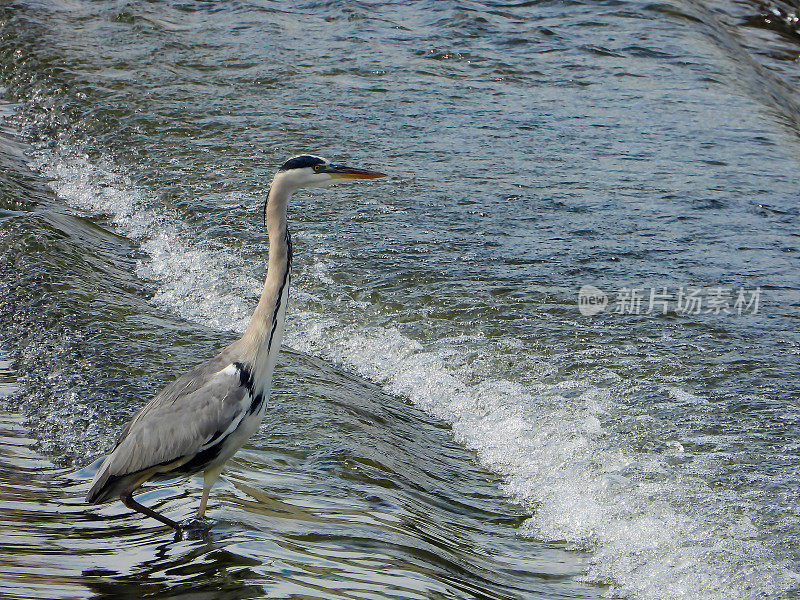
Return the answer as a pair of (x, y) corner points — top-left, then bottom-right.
(247, 393), (265, 415)
(233, 361), (255, 393)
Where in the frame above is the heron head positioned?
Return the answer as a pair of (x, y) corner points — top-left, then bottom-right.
(276, 154), (386, 189)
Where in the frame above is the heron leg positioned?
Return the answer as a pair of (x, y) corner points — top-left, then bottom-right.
(198, 465), (224, 518)
(198, 487), (211, 518)
(121, 493), (181, 531)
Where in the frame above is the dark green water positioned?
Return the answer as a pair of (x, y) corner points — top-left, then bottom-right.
(0, 1), (799, 598)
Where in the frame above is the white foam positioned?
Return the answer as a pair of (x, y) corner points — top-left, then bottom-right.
(30, 146), (800, 600)
(30, 150), (258, 333)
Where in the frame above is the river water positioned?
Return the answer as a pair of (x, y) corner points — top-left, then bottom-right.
(0, 1), (799, 599)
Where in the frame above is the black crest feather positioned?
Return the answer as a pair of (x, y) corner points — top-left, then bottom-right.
(279, 155), (326, 171)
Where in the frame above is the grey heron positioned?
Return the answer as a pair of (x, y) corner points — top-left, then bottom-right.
(86, 155), (385, 530)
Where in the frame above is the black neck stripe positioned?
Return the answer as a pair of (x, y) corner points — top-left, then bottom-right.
(266, 230), (292, 356)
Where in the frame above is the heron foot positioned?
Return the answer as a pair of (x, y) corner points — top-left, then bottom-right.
(181, 516), (212, 528)
(179, 516), (213, 539)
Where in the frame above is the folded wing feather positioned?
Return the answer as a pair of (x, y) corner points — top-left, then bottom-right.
(87, 349), (251, 502)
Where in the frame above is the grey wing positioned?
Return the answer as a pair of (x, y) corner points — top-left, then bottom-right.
(87, 362), (250, 503)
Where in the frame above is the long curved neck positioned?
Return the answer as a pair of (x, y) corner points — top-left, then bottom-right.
(239, 176), (293, 390)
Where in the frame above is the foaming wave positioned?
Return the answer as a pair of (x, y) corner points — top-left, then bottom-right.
(284, 320), (799, 599)
(29, 149), (258, 333)
(29, 147), (800, 600)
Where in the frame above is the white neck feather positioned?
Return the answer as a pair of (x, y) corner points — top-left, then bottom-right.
(239, 175), (293, 392)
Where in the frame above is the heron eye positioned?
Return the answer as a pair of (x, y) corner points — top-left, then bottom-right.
(313, 164), (323, 173)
